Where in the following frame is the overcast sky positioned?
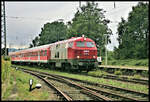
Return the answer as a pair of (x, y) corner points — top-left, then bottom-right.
(3, 1), (140, 51)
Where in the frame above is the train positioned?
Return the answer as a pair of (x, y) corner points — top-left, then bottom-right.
(9, 35), (101, 72)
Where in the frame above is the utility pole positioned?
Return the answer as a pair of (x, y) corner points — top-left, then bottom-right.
(114, 2), (116, 8)
(79, 1), (81, 8)
(57, 19), (64, 41)
(104, 34), (108, 65)
(1, 1), (7, 56)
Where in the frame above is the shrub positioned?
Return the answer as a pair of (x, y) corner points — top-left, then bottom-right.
(141, 71), (148, 77)
(2, 58), (11, 83)
(114, 70), (122, 75)
(133, 74), (141, 79)
(3, 56), (11, 61)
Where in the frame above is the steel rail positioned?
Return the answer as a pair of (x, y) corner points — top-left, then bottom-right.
(50, 74), (147, 101)
(22, 70), (73, 101)
(52, 74), (149, 97)
(20, 67), (146, 101)
(11, 65), (148, 97)
(84, 86), (141, 101)
(86, 74), (149, 85)
(22, 69), (111, 101)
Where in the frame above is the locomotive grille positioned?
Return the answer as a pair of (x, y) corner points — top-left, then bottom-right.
(75, 50), (97, 59)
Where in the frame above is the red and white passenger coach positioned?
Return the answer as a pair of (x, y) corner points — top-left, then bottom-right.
(9, 36), (99, 72)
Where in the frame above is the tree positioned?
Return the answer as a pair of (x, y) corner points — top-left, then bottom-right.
(29, 21), (67, 47)
(29, 36), (40, 48)
(39, 21), (67, 45)
(114, 2), (149, 59)
(67, 2), (112, 56)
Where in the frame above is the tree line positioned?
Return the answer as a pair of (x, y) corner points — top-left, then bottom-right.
(29, 2), (149, 59)
(114, 2), (148, 59)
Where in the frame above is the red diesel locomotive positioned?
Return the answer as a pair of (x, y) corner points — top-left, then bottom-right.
(9, 36), (99, 72)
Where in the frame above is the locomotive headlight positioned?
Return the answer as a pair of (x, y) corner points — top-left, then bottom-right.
(93, 56), (96, 58)
(77, 56), (80, 59)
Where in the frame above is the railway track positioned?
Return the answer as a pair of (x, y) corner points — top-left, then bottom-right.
(48, 74), (148, 101)
(11, 66), (148, 101)
(81, 72), (149, 86)
(22, 69), (73, 101)
(12, 66), (111, 101)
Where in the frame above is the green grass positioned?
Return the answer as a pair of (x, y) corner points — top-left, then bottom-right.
(103, 59), (148, 67)
(2, 68), (49, 100)
(1, 57), (11, 83)
(1, 58), (49, 100)
(15, 65), (148, 94)
(88, 70), (107, 77)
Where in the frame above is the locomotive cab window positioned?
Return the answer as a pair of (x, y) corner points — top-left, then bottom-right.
(76, 41), (85, 47)
(86, 42), (95, 47)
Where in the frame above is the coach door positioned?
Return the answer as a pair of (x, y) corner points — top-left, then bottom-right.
(38, 51), (40, 61)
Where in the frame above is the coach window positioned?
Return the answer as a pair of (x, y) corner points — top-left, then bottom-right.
(56, 44), (60, 49)
(42, 50), (44, 56)
(45, 50), (47, 56)
(35, 52), (37, 56)
(42, 50), (45, 56)
(40, 50), (43, 56)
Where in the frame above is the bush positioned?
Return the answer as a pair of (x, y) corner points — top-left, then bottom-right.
(3, 56), (11, 61)
(2, 58), (11, 83)
(114, 70), (122, 75)
(108, 59), (148, 67)
(133, 75), (141, 79)
(141, 71), (148, 77)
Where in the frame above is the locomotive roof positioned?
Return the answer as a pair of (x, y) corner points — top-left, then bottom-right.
(9, 37), (94, 55)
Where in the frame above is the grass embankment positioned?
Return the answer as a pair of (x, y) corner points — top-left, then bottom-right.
(103, 59), (148, 67)
(15, 65), (148, 94)
(2, 57), (49, 100)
